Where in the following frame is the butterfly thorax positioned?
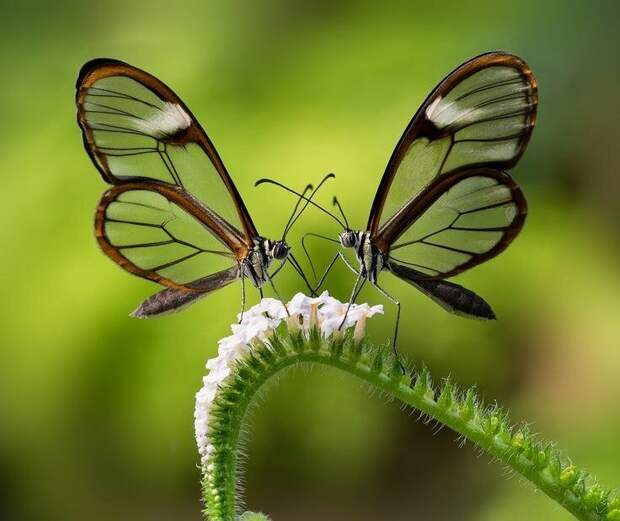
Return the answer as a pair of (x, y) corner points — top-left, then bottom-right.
(242, 237), (288, 287)
(339, 230), (384, 284)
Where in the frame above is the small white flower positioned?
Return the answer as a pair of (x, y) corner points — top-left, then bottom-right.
(286, 292), (311, 317)
(194, 292), (383, 467)
(259, 298), (289, 320)
(204, 367), (230, 384)
(318, 315), (343, 337)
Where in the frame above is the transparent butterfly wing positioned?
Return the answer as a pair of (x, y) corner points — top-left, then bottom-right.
(368, 52), (537, 234)
(96, 183), (244, 289)
(377, 168), (526, 278)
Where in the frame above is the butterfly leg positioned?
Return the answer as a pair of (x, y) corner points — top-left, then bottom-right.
(338, 252), (360, 276)
(313, 250), (360, 294)
(265, 272), (290, 317)
(238, 273), (247, 324)
(338, 269), (366, 331)
(312, 252), (340, 293)
(269, 259), (287, 279)
(334, 251), (368, 330)
(341, 254), (406, 373)
(302, 232), (340, 284)
(279, 254), (319, 296)
(372, 283), (406, 375)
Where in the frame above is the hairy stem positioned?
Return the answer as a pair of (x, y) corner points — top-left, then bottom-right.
(200, 330), (619, 521)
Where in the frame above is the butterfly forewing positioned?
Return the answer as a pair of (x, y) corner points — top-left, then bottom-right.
(96, 182), (244, 290)
(377, 168), (526, 278)
(76, 59), (257, 241)
(368, 52), (537, 234)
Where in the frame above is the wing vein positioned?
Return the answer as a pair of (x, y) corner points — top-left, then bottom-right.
(88, 86), (163, 111)
(106, 218), (163, 228)
(85, 101), (145, 120)
(150, 250), (203, 272)
(454, 132), (527, 144)
(419, 239), (477, 256)
(431, 79), (527, 122)
(446, 93), (529, 131)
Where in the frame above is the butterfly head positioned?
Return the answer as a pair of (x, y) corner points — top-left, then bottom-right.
(339, 230), (359, 249)
(271, 240), (290, 260)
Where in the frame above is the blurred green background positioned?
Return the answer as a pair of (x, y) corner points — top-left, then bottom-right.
(1, 1), (619, 519)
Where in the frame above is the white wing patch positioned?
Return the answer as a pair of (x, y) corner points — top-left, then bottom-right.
(132, 102), (191, 138)
(424, 95), (443, 122)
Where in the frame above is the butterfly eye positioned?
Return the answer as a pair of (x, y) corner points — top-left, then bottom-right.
(273, 241), (289, 259)
(340, 231), (357, 248)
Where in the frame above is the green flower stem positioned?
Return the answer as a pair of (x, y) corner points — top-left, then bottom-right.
(201, 330), (619, 521)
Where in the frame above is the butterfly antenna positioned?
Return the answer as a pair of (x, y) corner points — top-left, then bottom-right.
(255, 176), (345, 228)
(283, 173), (335, 239)
(281, 183), (313, 240)
(332, 196), (350, 230)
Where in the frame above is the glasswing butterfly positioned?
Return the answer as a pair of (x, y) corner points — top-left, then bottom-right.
(76, 59), (318, 318)
(260, 52), (537, 369)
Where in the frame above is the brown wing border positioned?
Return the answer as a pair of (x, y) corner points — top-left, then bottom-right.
(375, 167), (527, 279)
(95, 181), (247, 290)
(76, 58), (258, 240)
(367, 51), (538, 234)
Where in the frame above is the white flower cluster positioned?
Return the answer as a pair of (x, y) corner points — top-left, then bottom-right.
(194, 291), (383, 466)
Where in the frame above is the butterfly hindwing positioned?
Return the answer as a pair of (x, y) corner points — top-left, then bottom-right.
(131, 265), (241, 318)
(387, 261), (495, 319)
(376, 168), (526, 278)
(96, 182), (244, 290)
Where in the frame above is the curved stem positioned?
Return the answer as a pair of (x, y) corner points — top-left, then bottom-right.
(200, 331), (619, 521)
